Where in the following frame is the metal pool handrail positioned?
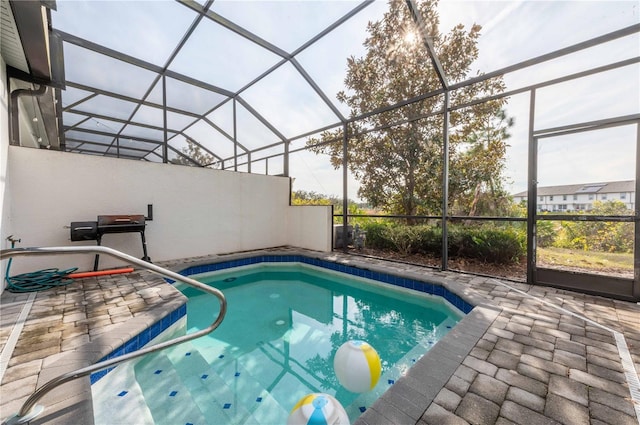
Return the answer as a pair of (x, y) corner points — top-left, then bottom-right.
(0, 246), (227, 425)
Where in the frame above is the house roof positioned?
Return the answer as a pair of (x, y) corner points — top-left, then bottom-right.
(512, 180), (636, 198)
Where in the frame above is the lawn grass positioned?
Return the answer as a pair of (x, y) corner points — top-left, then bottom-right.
(537, 247), (633, 273)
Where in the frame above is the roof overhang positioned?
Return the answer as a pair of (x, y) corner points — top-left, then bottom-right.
(10, 0), (52, 82)
(2, 0), (64, 149)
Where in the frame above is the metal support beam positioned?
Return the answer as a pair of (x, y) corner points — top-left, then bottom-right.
(63, 82), (199, 120)
(62, 82), (232, 162)
(450, 57), (640, 113)
(634, 122), (640, 299)
(534, 114), (640, 138)
(283, 141), (289, 177)
(526, 90), (537, 285)
(342, 123), (349, 252)
(55, 87), (66, 150)
(235, 96), (288, 142)
(291, 1), (374, 57)
(233, 99), (238, 171)
(448, 23), (640, 92)
(177, 0), (290, 59)
(162, 75), (168, 163)
(56, 30), (234, 97)
(61, 93), (99, 114)
(405, 0), (449, 90)
(65, 108), (176, 134)
(289, 58), (346, 122)
(65, 138), (155, 154)
(63, 126), (161, 146)
(201, 117), (248, 153)
(441, 91), (450, 270)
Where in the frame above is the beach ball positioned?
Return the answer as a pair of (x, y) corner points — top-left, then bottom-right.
(333, 340), (381, 393)
(287, 393), (349, 425)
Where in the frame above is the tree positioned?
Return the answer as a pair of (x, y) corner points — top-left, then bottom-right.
(450, 109), (514, 216)
(171, 138), (216, 167)
(307, 0), (509, 219)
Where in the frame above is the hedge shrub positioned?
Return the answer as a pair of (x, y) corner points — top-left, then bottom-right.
(361, 222), (395, 251)
(456, 226), (526, 263)
(362, 222), (525, 264)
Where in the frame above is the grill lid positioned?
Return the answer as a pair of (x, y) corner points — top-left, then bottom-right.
(97, 215), (145, 233)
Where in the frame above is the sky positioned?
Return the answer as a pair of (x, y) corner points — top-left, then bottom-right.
(53, 0), (640, 202)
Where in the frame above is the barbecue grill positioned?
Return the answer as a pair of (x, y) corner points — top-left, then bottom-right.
(70, 213), (151, 271)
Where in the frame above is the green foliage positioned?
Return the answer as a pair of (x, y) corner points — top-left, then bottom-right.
(449, 110), (515, 216)
(292, 191), (369, 224)
(454, 226), (526, 263)
(361, 222), (396, 250)
(291, 190), (334, 206)
(553, 201), (633, 253)
(307, 0), (511, 218)
(383, 225), (422, 255)
(536, 220), (557, 248)
(414, 225), (443, 254)
(554, 224), (587, 251)
(591, 199), (633, 216)
(362, 222), (525, 264)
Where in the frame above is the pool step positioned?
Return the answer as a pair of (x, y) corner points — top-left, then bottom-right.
(166, 343), (257, 424)
(194, 340), (311, 415)
(167, 342), (289, 424)
(134, 351), (208, 425)
(92, 360), (155, 425)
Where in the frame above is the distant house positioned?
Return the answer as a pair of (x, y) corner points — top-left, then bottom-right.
(512, 180), (635, 212)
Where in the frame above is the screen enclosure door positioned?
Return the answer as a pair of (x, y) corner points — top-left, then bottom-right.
(530, 120), (639, 301)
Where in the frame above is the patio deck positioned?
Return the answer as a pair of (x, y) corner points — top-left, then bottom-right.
(1, 247), (638, 425)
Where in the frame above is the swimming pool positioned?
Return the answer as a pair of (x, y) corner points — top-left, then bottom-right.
(92, 260), (468, 424)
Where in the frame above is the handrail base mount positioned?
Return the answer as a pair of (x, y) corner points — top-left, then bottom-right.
(3, 405), (44, 425)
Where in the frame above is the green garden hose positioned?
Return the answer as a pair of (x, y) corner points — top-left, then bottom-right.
(4, 238), (77, 293)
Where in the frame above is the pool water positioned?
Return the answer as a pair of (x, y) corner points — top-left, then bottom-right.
(93, 263), (462, 424)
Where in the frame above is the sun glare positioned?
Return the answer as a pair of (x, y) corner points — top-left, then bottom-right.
(403, 30), (418, 46)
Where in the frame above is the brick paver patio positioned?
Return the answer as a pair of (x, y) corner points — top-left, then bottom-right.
(1, 248), (638, 424)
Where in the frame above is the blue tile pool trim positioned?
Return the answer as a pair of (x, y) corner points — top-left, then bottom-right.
(89, 258), (470, 383)
(90, 304), (187, 384)
(176, 255), (474, 315)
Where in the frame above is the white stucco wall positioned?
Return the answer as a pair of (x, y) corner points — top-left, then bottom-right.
(6, 147), (331, 277)
(287, 206), (333, 252)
